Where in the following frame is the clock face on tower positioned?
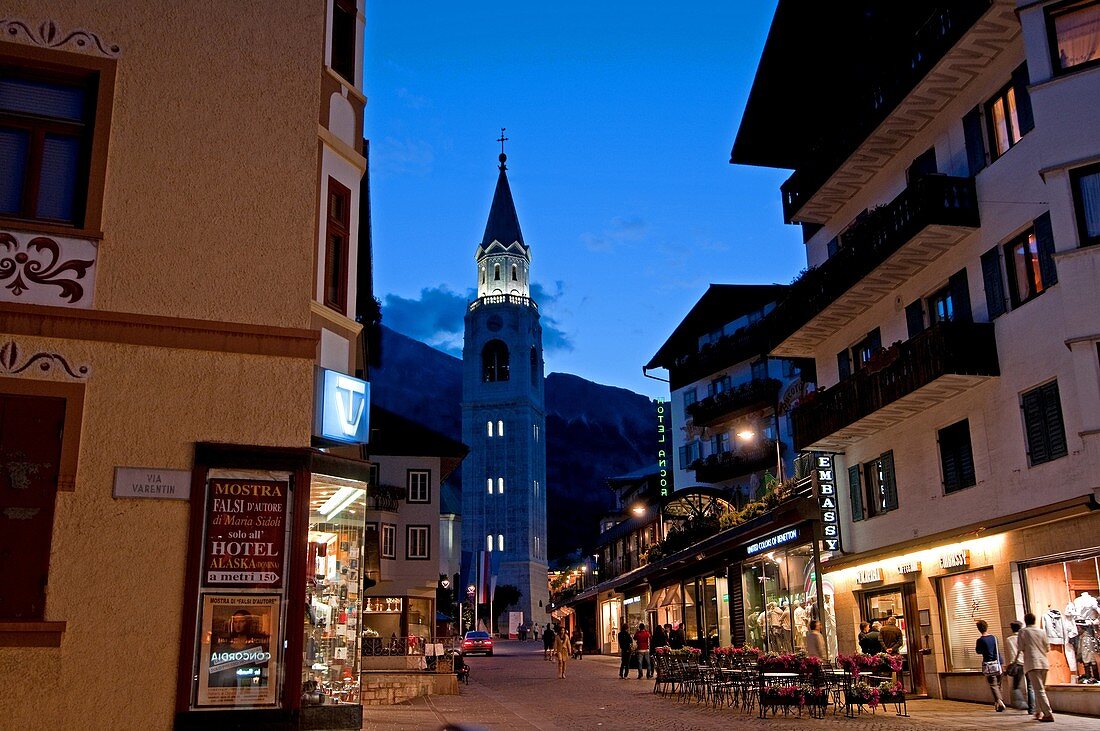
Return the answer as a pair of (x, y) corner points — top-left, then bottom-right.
(486, 314), (503, 332)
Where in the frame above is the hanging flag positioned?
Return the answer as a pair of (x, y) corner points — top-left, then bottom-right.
(478, 551), (492, 599)
(488, 550), (502, 598)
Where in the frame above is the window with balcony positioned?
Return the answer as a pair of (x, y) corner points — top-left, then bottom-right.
(1004, 216), (1058, 308)
(381, 523), (396, 559)
(711, 431), (731, 455)
(683, 388), (697, 409)
(985, 85), (1022, 159)
(839, 329), (882, 380)
(406, 525), (430, 560)
(1021, 381), (1068, 467)
(938, 420), (976, 494)
(324, 178), (351, 313)
(407, 469), (430, 504)
(1048, 0), (1100, 73)
(708, 375), (731, 397)
(678, 440), (702, 468)
(848, 451), (897, 521)
(1071, 162), (1100, 248)
(0, 55), (113, 233)
(330, 0), (357, 83)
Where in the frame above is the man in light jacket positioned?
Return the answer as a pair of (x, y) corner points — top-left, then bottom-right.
(1016, 612), (1054, 722)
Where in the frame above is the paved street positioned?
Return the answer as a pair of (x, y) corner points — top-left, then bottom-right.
(362, 640), (1098, 730)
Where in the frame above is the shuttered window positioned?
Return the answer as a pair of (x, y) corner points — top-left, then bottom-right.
(1071, 162), (1100, 248)
(324, 177), (351, 314)
(905, 300), (925, 338)
(863, 451), (897, 518)
(963, 106), (986, 176)
(848, 464), (864, 522)
(1021, 381), (1068, 466)
(939, 420), (976, 493)
(981, 246), (1007, 319)
(941, 569), (1002, 671)
(1004, 215), (1057, 308)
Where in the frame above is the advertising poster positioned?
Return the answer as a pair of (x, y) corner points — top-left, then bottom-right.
(202, 477), (289, 589)
(196, 594), (281, 707)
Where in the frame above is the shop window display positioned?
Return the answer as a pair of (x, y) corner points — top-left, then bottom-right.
(1023, 554), (1100, 685)
(740, 543), (834, 655)
(304, 474), (367, 703)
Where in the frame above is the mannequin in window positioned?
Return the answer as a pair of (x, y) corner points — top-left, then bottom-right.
(1041, 605), (1075, 684)
(1073, 592), (1100, 683)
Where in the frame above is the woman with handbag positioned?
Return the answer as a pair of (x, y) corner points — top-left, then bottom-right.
(976, 619), (1007, 712)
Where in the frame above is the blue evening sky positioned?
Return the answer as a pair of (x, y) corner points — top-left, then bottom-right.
(364, 1), (803, 399)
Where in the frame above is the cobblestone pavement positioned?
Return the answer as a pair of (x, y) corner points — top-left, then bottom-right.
(363, 640), (1098, 730)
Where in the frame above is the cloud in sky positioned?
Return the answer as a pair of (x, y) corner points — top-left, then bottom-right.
(373, 136), (435, 177)
(382, 282), (574, 356)
(580, 215), (648, 252)
(395, 87), (432, 109)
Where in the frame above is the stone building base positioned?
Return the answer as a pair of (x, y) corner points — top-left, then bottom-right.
(359, 671), (458, 705)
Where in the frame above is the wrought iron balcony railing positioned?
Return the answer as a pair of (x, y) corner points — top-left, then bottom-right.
(686, 378), (781, 427)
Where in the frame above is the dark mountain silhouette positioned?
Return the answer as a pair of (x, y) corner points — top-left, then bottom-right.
(371, 325), (657, 562)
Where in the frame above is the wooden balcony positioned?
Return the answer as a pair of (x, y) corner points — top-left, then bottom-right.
(691, 440), (785, 483)
(791, 322), (999, 452)
(780, 1), (1008, 223)
(685, 378), (780, 428)
(770, 175), (979, 357)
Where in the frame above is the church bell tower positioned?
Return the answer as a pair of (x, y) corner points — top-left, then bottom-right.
(461, 144), (549, 629)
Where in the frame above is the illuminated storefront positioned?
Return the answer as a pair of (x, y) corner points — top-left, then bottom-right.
(822, 507), (1100, 714)
(176, 438), (374, 729)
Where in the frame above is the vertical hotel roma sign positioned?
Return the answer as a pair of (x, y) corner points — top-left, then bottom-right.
(656, 399), (672, 497)
(813, 453), (843, 553)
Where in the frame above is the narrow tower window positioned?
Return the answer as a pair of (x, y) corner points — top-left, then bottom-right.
(487, 535), (493, 552)
(482, 340), (510, 382)
(487, 421), (493, 437)
(511, 264), (518, 281)
(486, 478), (492, 494)
(494, 263), (501, 281)
(498, 534), (504, 551)
(530, 347), (539, 386)
(498, 477), (505, 494)
(497, 419), (504, 436)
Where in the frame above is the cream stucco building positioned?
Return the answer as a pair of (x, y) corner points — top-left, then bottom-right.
(0, 2), (374, 729)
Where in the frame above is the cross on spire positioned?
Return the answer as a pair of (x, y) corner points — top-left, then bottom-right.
(497, 127), (508, 169)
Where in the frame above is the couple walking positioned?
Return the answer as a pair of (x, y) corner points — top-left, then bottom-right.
(617, 622), (652, 679)
(977, 613), (1055, 722)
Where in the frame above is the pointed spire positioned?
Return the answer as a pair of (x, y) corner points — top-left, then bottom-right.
(481, 154), (525, 249)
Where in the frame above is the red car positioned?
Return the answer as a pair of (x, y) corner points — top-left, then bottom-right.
(462, 630), (494, 656)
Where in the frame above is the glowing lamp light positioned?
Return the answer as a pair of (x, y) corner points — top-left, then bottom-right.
(736, 430), (756, 440)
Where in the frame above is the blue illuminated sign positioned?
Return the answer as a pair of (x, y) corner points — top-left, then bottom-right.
(745, 528), (800, 556)
(315, 369), (370, 444)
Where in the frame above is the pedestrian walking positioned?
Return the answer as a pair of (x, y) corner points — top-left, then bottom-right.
(554, 626), (571, 679)
(1005, 620), (1034, 714)
(805, 619), (827, 661)
(975, 619), (1007, 712)
(617, 624), (633, 679)
(857, 621), (884, 655)
(1017, 612), (1055, 722)
(634, 623), (652, 679)
(543, 624), (555, 661)
(572, 626), (584, 659)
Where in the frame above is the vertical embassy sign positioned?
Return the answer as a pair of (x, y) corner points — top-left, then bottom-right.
(813, 453), (843, 553)
(656, 399), (672, 497)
